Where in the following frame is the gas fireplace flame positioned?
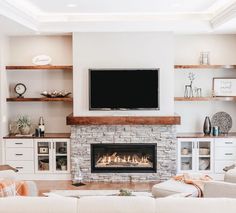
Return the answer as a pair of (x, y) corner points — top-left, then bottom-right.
(96, 152), (152, 168)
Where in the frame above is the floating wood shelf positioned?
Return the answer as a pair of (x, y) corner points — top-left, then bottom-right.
(6, 65), (72, 70)
(177, 132), (236, 138)
(66, 114), (181, 125)
(3, 133), (71, 139)
(7, 97), (73, 102)
(174, 97), (236, 101)
(174, 65), (236, 69)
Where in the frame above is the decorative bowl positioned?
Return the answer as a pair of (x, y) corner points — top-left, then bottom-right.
(181, 148), (189, 155)
(41, 91), (71, 98)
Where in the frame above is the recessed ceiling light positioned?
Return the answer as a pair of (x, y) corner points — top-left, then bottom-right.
(67, 3), (77, 8)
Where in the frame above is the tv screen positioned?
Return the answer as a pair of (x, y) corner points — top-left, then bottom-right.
(89, 69), (159, 110)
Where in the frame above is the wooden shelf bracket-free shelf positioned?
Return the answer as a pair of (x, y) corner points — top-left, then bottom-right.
(6, 97), (73, 102)
(6, 65), (73, 70)
(174, 97), (236, 101)
(174, 65), (236, 69)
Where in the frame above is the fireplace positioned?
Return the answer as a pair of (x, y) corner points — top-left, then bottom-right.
(91, 143), (157, 173)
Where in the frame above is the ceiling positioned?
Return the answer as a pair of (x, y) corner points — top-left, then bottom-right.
(23, 0), (218, 13)
(1, 0), (236, 35)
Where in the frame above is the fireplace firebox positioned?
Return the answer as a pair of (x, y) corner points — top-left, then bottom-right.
(91, 144), (157, 173)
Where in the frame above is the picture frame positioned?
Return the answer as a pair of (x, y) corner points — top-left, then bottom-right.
(38, 146), (49, 154)
(213, 77), (236, 97)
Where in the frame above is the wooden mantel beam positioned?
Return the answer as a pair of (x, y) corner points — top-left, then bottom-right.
(66, 114), (181, 125)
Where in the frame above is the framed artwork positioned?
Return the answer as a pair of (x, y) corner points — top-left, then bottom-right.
(213, 78), (236, 97)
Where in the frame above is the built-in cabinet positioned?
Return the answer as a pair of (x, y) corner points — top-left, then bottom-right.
(178, 138), (213, 173)
(3, 137), (71, 180)
(35, 139), (70, 174)
(178, 137), (236, 177)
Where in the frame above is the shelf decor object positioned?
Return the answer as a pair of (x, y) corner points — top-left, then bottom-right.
(41, 91), (72, 98)
(14, 83), (27, 98)
(32, 55), (52, 65)
(211, 112), (232, 134)
(213, 77), (236, 97)
(203, 116), (211, 135)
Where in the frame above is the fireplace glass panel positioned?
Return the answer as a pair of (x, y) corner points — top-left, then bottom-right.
(91, 144), (156, 173)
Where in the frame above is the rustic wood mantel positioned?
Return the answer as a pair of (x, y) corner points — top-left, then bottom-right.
(66, 114), (181, 125)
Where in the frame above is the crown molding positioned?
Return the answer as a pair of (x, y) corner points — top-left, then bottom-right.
(0, 0), (38, 31)
(211, 2), (236, 28)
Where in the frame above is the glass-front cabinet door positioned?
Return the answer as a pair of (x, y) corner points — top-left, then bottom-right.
(35, 139), (52, 173)
(53, 139), (70, 174)
(196, 139), (213, 173)
(178, 139), (195, 173)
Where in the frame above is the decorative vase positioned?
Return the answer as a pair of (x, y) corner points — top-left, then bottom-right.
(203, 116), (211, 135)
(19, 126), (31, 135)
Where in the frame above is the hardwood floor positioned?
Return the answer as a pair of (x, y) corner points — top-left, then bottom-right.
(35, 180), (159, 196)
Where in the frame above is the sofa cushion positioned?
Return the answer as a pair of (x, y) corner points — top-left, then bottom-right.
(0, 197), (78, 213)
(155, 198), (236, 213)
(152, 179), (198, 198)
(78, 196), (155, 213)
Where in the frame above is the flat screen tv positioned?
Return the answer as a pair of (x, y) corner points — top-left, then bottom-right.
(89, 69), (159, 110)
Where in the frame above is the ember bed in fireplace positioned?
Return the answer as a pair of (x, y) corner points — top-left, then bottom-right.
(91, 144), (157, 173)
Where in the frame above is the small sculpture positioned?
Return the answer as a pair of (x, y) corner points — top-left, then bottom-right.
(184, 72), (196, 98)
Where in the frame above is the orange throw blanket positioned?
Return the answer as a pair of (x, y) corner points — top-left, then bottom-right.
(173, 173), (213, 197)
(0, 179), (29, 197)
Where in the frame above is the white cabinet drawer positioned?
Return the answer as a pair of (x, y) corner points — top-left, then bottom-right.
(215, 147), (236, 160)
(215, 139), (236, 147)
(6, 161), (34, 174)
(215, 161), (235, 173)
(6, 148), (34, 161)
(5, 139), (34, 148)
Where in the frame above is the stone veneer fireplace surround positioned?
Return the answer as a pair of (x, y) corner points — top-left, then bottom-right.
(70, 124), (177, 182)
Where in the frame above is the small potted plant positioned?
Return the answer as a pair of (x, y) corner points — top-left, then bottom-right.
(58, 158), (67, 171)
(16, 115), (31, 135)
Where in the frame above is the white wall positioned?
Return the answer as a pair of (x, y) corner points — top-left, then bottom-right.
(7, 35), (73, 133)
(73, 32), (174, 116)
(175, 35), (236, 133)
(0, 35), (9, 163)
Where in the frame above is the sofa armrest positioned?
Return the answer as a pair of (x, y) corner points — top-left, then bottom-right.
(204, 181), (236, 198)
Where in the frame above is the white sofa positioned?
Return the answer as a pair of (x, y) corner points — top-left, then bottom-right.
(0, 196), (236, 213)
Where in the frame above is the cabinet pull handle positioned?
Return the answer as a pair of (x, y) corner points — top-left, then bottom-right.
(49, 143), (51, 149)
(15, 154), (23, 156)
(53, 142), (55, 149)
(225, 142), (233, 144)
(15, 167), (23, 169)
(225, 153), (233, 156)
(15, 143), (23, 145)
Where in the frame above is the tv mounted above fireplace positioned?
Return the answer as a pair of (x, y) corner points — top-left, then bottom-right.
(89, 69), (159, 110)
